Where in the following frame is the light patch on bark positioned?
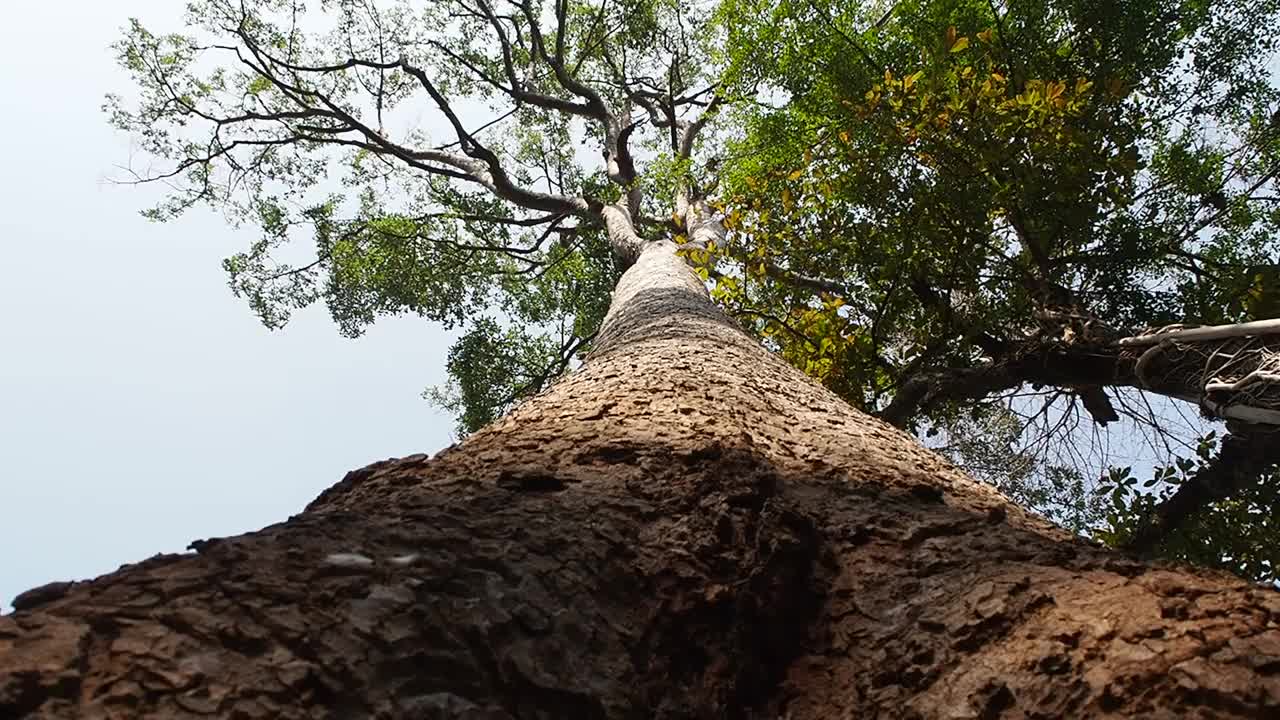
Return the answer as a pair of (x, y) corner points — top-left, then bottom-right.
(593, 240), (744, 358)
(324, 552), (375, 568)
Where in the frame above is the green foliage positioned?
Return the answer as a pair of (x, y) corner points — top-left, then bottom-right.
(713, 0), (1280, 384)
(426, 228), (618, 436)
(425, 318), (563, 434)
(929, 406), (1107, 534)
(1095, 434), (1280, 583)
(108, 0), (694, 431)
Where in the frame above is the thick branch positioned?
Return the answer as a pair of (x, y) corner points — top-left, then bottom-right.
(677, 94), (721, 162)
(1119, 319), (1280, 348)
(470, 0), (603, 118)
(877, 341), (1132, 428)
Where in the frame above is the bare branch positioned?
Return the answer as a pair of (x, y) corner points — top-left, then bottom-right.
(460, 0), (605, 118)
(396, 60), (589, 215)
(515, 0), (610, 118)
(677, 94), (722, 161)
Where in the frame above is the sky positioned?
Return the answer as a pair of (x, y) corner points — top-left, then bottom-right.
(0, 2), (457, 611)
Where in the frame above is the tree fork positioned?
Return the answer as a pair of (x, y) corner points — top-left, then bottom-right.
(3, 243), (1279, 718)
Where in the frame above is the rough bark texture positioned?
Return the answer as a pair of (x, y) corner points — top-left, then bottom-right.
(3, 242), (1279, 719)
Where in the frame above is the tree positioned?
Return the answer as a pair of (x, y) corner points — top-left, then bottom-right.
(4, 0), (1280, 716)
(705, 0), (1280, 578)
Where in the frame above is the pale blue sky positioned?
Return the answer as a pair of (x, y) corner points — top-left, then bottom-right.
(0, 2), (457, 611)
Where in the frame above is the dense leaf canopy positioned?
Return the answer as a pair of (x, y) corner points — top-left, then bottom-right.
(712, 0), (1280, 408)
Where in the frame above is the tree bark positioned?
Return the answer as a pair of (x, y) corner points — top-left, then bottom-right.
(3, 241), (1279, 719)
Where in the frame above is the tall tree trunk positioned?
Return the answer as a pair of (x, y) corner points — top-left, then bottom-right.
(3, 240), (1279, 719)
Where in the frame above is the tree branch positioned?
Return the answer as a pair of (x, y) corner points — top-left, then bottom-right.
(1126, 430), (1280, 556)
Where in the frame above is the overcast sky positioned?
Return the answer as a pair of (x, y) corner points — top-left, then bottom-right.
(0, 2), (457, 611)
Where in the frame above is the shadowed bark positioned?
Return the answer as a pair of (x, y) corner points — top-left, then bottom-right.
(3, 242), (1279, 719)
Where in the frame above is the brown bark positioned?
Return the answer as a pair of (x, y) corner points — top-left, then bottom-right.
(3, 242), (1279, 719)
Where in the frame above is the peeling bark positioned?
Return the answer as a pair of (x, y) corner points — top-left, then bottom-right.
(3, 243), (1279, 719)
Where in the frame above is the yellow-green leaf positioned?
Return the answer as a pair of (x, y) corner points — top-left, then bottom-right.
(950, 36), (970, 53)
